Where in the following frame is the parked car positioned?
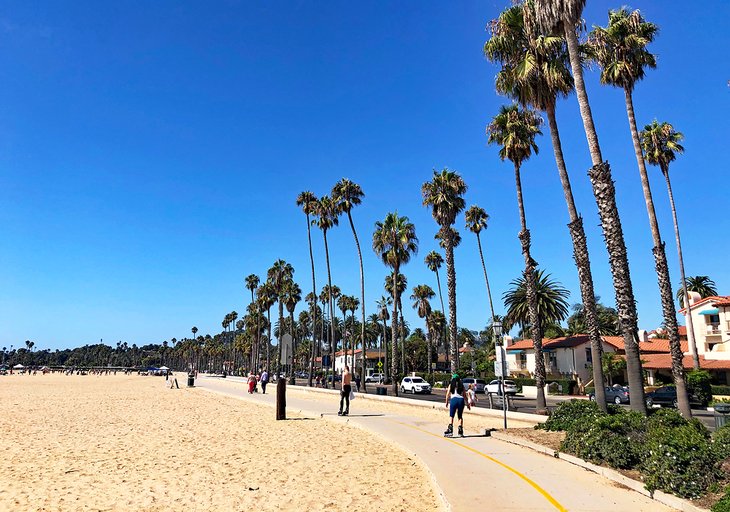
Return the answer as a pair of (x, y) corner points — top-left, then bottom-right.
(326, 374), (342, 383)
(365, 373), (385, 384)
(485, 379), (518, 396)
(589, 385), (630, 405)
(400, 376), (431, 394)
(645, 386), (705, 408)
(461, 378), (488, 394)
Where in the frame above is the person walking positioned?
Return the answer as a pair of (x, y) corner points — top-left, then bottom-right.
(465, 383), (477, 410)
(247, 372), (256, 394)
(260, 369), (269, 394)
(444, 374), (465, 437)
(338, 366), (352, 416)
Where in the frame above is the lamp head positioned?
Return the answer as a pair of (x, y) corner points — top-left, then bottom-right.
(492, 320), (503, 338)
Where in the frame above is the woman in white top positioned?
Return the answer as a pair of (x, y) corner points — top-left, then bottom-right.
(444, 374), (466, 437)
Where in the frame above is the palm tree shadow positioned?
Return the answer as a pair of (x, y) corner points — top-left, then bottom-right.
(285, 417), (316, 421)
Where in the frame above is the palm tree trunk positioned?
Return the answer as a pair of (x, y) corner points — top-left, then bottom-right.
(426, 322), (433, 383)
(345, 211), (368, 389)
(546, 103), (607, 411)
(624, 89), (690, 418)
(399, 303), (406, 376)
(433, 268), (447, 369)
(662, 164), (700, 369)
(445, 230), (459, 374)
(564, 23), (646, 415)
(391, 264), (400, 395)
(475, 232), (496, 322)
(306, 213), (317, 386)
(382, 317), (389, 381)
(266, 309), (271, 372)
(514, 163), (546, 412)
(323, 231), (337, 390)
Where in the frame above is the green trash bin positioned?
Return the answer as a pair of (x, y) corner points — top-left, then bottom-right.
(376, 386), (387, 396)
(714, 403), (730, 429)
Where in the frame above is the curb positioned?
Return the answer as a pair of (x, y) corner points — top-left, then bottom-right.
(490, 432), (709, 512)
(196, 384), (451, 512)
(288, 384), (547, 424)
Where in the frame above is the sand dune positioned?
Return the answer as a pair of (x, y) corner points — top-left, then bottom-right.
(0, 374), (442, 511)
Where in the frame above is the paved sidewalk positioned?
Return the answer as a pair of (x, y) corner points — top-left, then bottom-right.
(197, 377), (674, 512)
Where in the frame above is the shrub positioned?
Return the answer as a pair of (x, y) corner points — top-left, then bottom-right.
(561, 410), (647, 469)
(713, 488), (730, 512)
(688, 370), (713, 407)
(546, 379), (578, 395)
(642, 423), (720, 498)
(647, 408), (710, 439)
(537, 399), (605, 432)
(712, 385), (730, 396)
(713, 425), (730, 462)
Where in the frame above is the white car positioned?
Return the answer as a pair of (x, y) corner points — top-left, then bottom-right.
(365, 373), (385, 383)
(485, 379), (518, 396)
(400, 376), (431, 394)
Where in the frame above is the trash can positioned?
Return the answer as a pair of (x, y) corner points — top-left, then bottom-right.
(376, 386), (387, 396)
(714, 403), (730, 430)
(187, 373), (195, 387)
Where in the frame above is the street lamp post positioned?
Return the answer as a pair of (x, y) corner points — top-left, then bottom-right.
(492, 319), (507, 429)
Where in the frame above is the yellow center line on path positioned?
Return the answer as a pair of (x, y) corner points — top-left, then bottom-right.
(386, 418), (567, 512)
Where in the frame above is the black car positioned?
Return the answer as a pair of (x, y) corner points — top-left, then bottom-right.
(589, 386), (630, 405)
(645, 386), (705, 408)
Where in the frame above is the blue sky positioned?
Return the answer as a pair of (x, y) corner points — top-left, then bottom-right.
(1, 1), (728, 351)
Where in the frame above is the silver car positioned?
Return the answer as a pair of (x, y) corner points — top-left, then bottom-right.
(461, 378), (488, 394)
(486, 379), (518, 396)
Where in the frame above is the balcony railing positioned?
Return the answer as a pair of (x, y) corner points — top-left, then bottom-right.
(707, 324), (721, 335)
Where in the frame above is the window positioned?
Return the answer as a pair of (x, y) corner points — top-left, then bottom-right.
(585, 347), (592, 362)
(710, 314), (720, 324)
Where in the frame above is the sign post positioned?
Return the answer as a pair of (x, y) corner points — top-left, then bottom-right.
(492, 321), (508, 429)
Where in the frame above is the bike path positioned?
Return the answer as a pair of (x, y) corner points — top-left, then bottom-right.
(197, 377), (673, 512)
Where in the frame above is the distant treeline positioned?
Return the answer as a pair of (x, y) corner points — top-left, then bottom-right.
(2, 342), (174, 369)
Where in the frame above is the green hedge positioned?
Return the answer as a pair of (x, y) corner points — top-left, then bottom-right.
(713, 489), (730, 512)
(712, 384), (730, 396)
(688, 370), (713, 406)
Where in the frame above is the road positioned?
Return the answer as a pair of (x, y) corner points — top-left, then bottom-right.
(290, 379), (718, 431)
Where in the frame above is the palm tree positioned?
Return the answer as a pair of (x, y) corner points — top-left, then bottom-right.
(267, 260), (294, 376)
(503, 270), (570, 333)
(465, 205), (497, 324)
(332, 178), (367, 385)
(373, 212), (418, 395)
(411, 284), (436, 381)
(245, 274), (261, 370)
(258, 282), (276, 372)
(677, 276), (718, 306)
(427, 310), (446, 371)
(487, 103), (548, 411)
(296, 191), (319, 385)
(313, 195), (341, 383)
(485, 1), (607, 410)
(589, 8), (689, 418)
(533, 0), (646, 415)
(347, 296), (360, 372)
(283, 280), (302, 372)
(422, 169), (467, 375)
(641, 121), (699, 369)
(386, 271), (409, 376)
(376, 295), (393, 378)
(424, 250), (446, 314)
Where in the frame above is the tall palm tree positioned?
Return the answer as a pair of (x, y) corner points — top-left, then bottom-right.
(641, 120), (699, 369)
(376, 295), (392, 378)
(297, 191), (319, 385)
(347, 296), (360, 371)
(411, 284), (436, 381)
(268, 260), (294, 376)
(589, 8), (689, 417)
(373, 212), (418, 395)
(465, 205), (497, 324)
(244, 274), (260, 369)
(422, 169), (467, 375)
(487, 103), (548, 411)
(283, 280), (302, 372)
(337, 294), (350, 362)
(533, 0), (646, 415)
(424, 250), (446, 314)
(386, 271), (409, 376)
(485, 1), (607, 409)
(313, 195), (341, 383)
(427, 310), (446, 371)
(332, 179), (367, 384)
(677, 276), (718, 307)
(258, 282), (276, 372)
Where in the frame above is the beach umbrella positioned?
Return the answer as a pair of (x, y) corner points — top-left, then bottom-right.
(159, 366), (169, 370)
(13, 364), (24, 369)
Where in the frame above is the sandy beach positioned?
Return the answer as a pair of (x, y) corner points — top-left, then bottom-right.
(0, 373), (442, 512)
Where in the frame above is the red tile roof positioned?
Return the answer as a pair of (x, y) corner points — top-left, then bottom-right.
(507, 335), (624, 351)
(713, 299), (730, 307)
(678, 326), (687, 336)
(640, 354), (730, 370)
(678, 295), (730, 314)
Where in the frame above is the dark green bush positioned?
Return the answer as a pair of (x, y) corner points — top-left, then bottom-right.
(642, 424), (720, 498)
(712, 488), (730, 512)
(713, 425), (730, 461)
(561, 410), (647, 469)
(546, 379), (578, 395)
(647, 407), (710, 439)
(712, 385), (730, 396)
(688, 370), (713, 407)
(537, 399), (605, 432)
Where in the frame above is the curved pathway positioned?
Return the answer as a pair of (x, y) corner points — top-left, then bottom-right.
(197, 376), (674, 512)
